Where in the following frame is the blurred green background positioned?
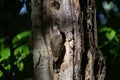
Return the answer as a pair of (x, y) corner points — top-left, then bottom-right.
(0, 0), (33, 80)
(0, 0), (120, 80)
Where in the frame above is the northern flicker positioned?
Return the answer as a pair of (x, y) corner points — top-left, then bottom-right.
(50, 26), (64, 62)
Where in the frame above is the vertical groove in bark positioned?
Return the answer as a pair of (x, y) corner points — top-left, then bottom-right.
(31, 0), (106, 80)
(70, 0), (84, 80)
(80, 0), (106, 80)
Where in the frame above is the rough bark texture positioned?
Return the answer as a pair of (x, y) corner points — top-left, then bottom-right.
(31, 0), (50, 80)
(31, 0), (106, 80)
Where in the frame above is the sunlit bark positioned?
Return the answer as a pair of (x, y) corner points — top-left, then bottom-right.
(31, 0), (106, 80)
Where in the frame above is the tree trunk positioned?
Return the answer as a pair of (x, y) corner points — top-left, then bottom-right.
(31, 0), (106, 80)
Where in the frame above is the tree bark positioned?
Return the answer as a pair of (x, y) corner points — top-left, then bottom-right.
(31, 0), (50, 80)
(31, 0), (106, 80)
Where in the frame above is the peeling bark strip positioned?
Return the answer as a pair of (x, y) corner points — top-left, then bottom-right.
(31, 0), (106, 80)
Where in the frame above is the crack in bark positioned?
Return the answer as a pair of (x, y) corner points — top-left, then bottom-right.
(31, 0), (106, 80)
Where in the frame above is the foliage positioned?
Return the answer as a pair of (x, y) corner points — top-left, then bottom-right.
(0, 0), (33, 80)
(97, 0), (120, 80)
(0, 31), (33, 80)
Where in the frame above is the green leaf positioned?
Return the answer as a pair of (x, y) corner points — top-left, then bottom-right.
(12, 30), (31, 44)
(99, 26), (111, 32)
(0, 70), (3, 77)
(5, 64), (10, 70)
(99, 26), (116, 41)
(106, 29), (116, 41)
(17, 62), (24, 71)
(14, 45), (29, 57)
(114, 35), (120, 42)
(0, 47), (10, 62)
(14, 45), (30, 64)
